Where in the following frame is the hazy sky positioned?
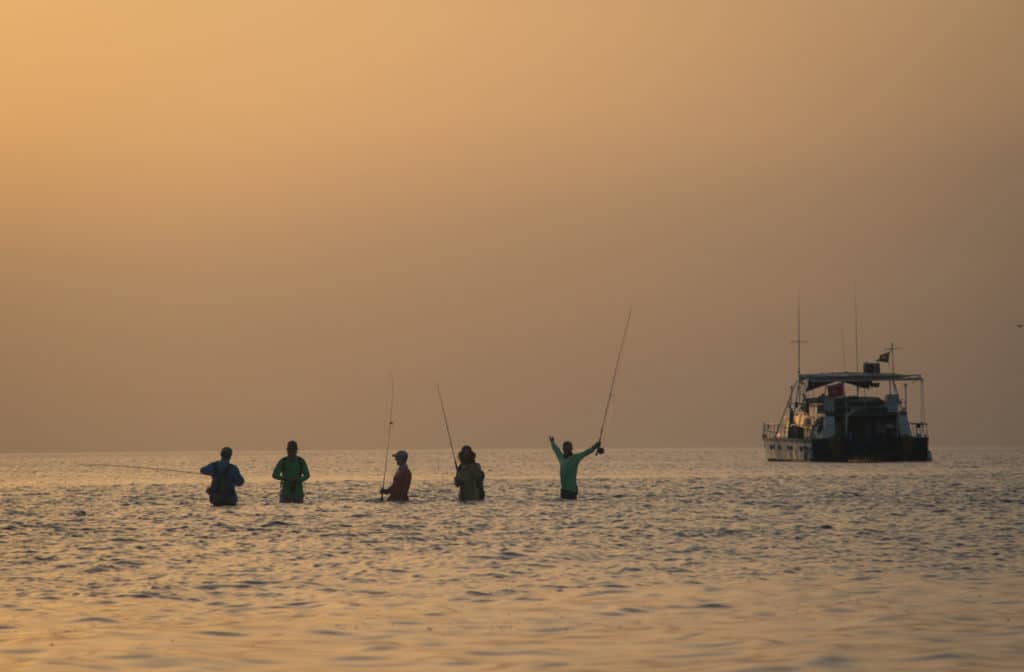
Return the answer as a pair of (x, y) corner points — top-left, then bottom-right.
(2, 1), (1021, 454)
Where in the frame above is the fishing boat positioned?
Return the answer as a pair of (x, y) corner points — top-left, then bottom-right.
(762, 341), (930, 462)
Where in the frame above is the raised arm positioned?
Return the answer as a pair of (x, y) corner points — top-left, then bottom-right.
(579, 441), (602, 459)
(549, 436), (562, 461)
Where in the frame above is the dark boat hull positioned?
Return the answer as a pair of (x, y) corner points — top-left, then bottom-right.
(764, 436), (930, 462)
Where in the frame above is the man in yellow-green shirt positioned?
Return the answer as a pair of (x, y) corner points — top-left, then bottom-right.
(273, 440), (310, 503)
(549, 436), (603, 499)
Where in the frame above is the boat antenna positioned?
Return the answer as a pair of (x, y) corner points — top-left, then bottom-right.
(841, 328), (847, 372)
(436, 384), (459, 470)
(381, 374), (395, 501)
(791, 294), (807, 378)
(597, 307), (632, 446)
(853, 287), (861, 396)
(853, 287), (860, 369)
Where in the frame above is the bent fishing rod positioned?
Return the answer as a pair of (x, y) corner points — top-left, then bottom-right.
(381, 374), (395, 502)
(436, 384), (459, 471)
(597, 306), (632, 449)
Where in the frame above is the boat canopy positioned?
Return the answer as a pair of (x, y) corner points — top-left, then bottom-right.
(800, 372), (924, 391)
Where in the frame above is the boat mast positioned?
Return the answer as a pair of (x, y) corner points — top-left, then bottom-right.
(853, 287), (860, 396)
(790, 295), (807, 414)
(791, 294), (807, 378)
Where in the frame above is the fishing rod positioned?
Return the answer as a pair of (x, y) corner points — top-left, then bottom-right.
(83, 464), (196, 475)
(597, 307), (632, 448)
(381, 374), (395, 502)
(436, 384), (459, 470)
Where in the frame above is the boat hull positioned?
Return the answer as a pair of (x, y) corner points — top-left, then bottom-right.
(763, 436), (930, 462)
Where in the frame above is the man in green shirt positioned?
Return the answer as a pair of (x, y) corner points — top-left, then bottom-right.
(272, 440), (310, 503)
(549, 435), (603, 499)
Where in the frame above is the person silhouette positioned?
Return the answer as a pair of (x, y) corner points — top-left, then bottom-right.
(200, 447), (245, 506)
(272, 440), (310, 503)
(380, 450), (412, 501)
(548, 436), (603, 500)
(454, 445), (485, 502)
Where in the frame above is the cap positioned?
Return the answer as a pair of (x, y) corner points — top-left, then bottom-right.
(392, 450), (408, 461)
(458, 445), (475, 459)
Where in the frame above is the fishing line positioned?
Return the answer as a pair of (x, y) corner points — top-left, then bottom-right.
(82, 464), (196, 475)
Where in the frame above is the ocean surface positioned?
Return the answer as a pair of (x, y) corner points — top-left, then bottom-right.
(1, 445), (1021, 671)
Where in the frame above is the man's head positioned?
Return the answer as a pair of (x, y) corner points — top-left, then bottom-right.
(393, 450), (408, 465)
(287, 440), (298, 456)
(562, 441), (573, 457)
(220, 446), (233, 461)
(458, 445), (475, 464)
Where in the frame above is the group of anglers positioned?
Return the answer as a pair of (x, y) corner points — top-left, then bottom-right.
(199, 436), (604, 506)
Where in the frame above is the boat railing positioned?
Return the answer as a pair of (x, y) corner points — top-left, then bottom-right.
(762, 422), (782, 439)
(910, 422), (929, 438)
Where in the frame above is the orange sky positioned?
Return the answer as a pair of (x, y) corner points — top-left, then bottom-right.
(2, 1), (1021, 453)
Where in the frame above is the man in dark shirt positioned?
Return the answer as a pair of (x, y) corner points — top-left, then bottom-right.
(454, 445), (485, 502)
(200, 446), (245, 506)
(381, 450), (412, 501)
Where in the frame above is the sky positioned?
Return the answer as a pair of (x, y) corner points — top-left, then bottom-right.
(2, 1), (1022, 454)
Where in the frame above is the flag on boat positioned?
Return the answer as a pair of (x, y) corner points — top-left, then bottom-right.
(877, 352), (890, 363)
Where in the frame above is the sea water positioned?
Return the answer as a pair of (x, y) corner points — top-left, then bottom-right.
(1, 446), (1021, 670)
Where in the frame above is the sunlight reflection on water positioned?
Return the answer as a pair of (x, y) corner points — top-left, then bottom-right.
(1, 446), (1021, 670)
